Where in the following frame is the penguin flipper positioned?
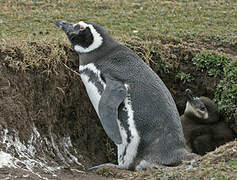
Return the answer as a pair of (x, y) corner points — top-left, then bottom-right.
(98, 75), (126, 144)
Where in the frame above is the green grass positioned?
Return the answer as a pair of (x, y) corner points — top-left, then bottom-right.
(176, 71), (193, 83)
(192, 52), (231, 77)
(215, 60), (237, 121)
(0, 0), (237, 43)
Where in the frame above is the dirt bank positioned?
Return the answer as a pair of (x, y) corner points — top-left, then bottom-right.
(0, 39), (236, 179)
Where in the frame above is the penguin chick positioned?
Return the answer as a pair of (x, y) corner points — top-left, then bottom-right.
(55, 20), (188, 170)
(181, 89), (235, 155)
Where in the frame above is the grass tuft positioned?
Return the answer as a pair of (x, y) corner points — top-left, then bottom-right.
(192, 52), (231, 77)
(215, 60), (237, 127)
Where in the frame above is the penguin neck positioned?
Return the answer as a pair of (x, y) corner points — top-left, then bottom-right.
(184, 108), (219, 125)
(184, 112), (205, 124)
(78, 35), (120, 65)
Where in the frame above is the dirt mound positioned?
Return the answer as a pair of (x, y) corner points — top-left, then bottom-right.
(95, 140), (237, 179)
(0, 41), (114, 179)
(198, 140), (237, 164)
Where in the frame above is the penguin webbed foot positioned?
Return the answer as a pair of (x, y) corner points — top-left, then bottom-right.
(87, 163), (119, 172)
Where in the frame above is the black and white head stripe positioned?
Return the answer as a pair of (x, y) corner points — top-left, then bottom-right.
(73, 21), (103, 53)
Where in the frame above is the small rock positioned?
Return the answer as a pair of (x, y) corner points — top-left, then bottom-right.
(0, 20), (3, 24)
(22, 174), (30, 178)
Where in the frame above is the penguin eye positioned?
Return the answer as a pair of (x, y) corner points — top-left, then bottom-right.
(199, 105), (206, 111)
(74, 24), (85, 31)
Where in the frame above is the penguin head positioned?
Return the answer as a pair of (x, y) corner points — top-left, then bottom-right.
(184, 89), (208, 119)
(55, 20), (103, 54)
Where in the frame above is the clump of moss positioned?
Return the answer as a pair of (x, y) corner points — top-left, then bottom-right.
(175, 72), (193, 84)
(192, 52), (231, 77)
(215, 60), (237, 125)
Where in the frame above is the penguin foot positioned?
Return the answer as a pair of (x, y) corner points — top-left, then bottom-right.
(87, 163), (119, 172)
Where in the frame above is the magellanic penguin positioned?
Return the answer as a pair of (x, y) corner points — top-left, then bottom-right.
(181, 89), (235, 155)
(55, 20), (188, 170)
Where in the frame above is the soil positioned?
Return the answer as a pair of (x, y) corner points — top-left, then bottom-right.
(0, 44), (114, 179)
(0, 40), (236, 179)
(0, 167), (113, 180)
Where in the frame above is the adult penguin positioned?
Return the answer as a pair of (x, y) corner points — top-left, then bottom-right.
(55, 20), (188, 170)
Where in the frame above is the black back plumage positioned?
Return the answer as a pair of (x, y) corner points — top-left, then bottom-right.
(95, 47), (186, 164)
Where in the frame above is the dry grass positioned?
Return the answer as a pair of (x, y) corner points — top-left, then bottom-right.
(0, 38), (71, 73)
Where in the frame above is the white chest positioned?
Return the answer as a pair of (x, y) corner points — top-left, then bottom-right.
(79, 63), (106, 116)
(80, 74), (101, 115)
(80, 64), (140, 168)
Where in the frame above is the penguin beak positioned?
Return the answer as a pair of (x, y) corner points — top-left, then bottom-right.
(185, 89), (195, 101)
(54, 20), (75, 36)
(185, 89), (207, 111)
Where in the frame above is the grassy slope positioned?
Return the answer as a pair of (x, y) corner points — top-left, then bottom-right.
(0, 0), (237, 179)
(0, 0), (237, 42)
